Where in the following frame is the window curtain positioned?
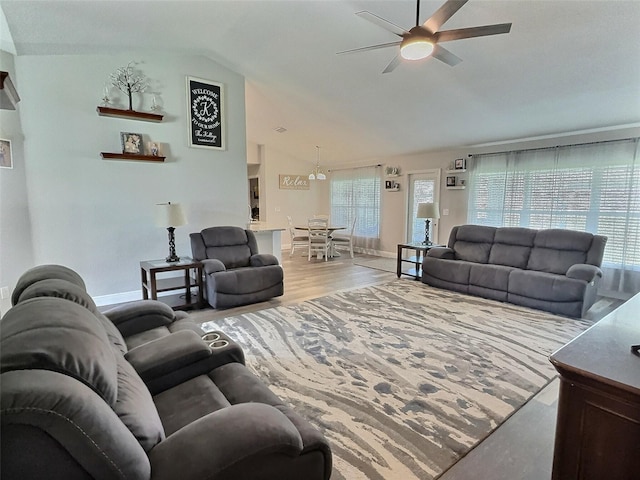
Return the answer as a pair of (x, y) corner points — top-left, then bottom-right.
(330, 165), (381, 252)
(468, 138), (640, 297)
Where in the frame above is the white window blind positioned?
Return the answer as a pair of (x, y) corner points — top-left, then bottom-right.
(330, 166), (381, 250)
(468, 138), (640, 294)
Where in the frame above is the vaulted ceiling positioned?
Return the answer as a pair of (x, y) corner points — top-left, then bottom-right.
(2, 0), (639, 164)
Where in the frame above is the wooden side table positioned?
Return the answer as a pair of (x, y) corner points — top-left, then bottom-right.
(396, 242), (441, 280)
(140, 257), (203, 310)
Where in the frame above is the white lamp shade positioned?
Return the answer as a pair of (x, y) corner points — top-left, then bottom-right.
(156, 202), (187, 227)
(416, 202), (440, 219)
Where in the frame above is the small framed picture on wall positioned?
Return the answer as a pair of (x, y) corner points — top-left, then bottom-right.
(446, 176), (456, 187)
(454, 158), (466, 170)
(0, 139), (12, 169)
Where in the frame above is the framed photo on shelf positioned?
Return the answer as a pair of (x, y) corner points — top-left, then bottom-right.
(454, 158), (466, 170)
(146, 141), (161, 156)
(0, 138), (12, 169)
(385, 180), (392, 189)
(446, 176), (456, 187)
(186, 76), (225, 150)
(121, 132), (143, 154)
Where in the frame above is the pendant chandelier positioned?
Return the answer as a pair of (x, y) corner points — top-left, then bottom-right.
(308, 145), (326, 181)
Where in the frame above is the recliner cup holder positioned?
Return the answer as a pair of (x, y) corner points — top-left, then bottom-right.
(202, 332), (220, 342)
(209, 339), (229, 349)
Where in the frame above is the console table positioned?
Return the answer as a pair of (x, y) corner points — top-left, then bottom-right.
(549, 292), (640, 479)
(140, 257), (203, 310)
(396, 242), (440, 280)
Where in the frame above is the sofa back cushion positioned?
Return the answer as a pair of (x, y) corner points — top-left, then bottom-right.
(11, 264), (86, 306)
(527, 229), (593, 274)
(195, 227), (261, 269)
(1, 298), (119, 405)
(1, 297), (165, 453)
(488, 227), (537, 269)
(16, 278), (128, 355)
(451, 225), (496, 263)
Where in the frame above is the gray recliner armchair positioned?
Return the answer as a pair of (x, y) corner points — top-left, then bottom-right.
(190, 226), (284, 308)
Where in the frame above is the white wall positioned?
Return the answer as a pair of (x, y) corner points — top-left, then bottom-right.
(0, 49), (33, 315)
(247, 142), (326, 249)
(369, 126), (640, 255)
(9, 52), (248, 298)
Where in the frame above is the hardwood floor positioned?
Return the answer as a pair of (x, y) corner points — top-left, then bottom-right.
(117, 252), (625, 480)
(188, 252), (397, 323)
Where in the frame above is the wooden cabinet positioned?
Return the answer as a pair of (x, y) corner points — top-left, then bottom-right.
(550, 293), (640, 480)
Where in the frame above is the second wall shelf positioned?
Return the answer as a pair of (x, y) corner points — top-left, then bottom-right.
(100, 152), (165, 162)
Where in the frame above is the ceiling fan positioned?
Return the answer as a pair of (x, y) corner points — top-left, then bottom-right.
(337, 0), (512, 73)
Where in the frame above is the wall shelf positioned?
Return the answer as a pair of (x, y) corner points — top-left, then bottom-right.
(446, 168), (467, 174)
(96, 106), (163, 122)
(0, 71), (20, 110)
(101, 152), (165, 162)
(447, 186), (466, 190)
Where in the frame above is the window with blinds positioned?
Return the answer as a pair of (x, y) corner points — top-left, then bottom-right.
(468, 139), (640, 272)
(330, 166), (381, 241)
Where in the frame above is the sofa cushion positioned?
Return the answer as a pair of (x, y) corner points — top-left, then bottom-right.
(10, 264), (86, 306)
(527, 247), (587, 275)
(16, 279), (128, 355)
(0, 298), (119, 405)
(469, 264), (515, 291)
(508, 270), (586, 302)
(488, 227), (536, 269)
(455, 225), (497, 243)
(453, 241), (492, 263)
(211, 265), (283, 295)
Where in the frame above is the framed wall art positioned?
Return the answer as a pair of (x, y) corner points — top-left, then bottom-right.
(0, 139), (12, 169)
(121, 132), (143, 154)
(186, 76), (225, 150)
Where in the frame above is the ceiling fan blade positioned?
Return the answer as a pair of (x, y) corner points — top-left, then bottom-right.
(423, 0), (469, 33)
(435, 23), (512, 42)
(431, 44), (462, 67)
(355, 11), (408, 36)
(336, 41), (401, 55)
(382, 55), (402, 74)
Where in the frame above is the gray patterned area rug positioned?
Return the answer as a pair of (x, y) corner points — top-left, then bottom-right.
(200, 281), (591, 480)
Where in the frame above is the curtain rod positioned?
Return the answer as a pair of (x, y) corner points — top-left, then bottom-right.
(327, 164), (381, 172)
(469, 137), (638, 158)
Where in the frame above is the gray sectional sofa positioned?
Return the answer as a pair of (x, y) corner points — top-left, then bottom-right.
(1, 265), (332, 480)
(422, 225), (607, 318)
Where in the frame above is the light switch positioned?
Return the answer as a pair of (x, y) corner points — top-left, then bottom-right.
(443, 209), (450, 216)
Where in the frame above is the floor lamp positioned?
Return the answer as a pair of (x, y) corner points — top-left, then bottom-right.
(416, 202), (440, 245)
(156, 202), (187, 262)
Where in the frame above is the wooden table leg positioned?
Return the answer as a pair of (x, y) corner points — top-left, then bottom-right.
(141, 267), (149, 299)
(396, 244), (403, 278)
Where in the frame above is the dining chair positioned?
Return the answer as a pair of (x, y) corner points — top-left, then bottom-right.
(287, 215), (309, 256)
(308, 217), (330, 261)
(313, 214), (330, 222)
(331, 216), (357, 258)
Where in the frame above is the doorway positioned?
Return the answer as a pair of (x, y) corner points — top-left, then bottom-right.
(407, 170), (441, 244)
(249, 177), (259, 221)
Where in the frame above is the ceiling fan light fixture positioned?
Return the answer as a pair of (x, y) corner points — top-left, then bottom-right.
(400, 37), (434, 60)
(309, 145), (326, 181)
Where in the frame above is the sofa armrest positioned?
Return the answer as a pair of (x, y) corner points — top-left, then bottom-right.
(566, 264), (603, 283)
(148, 403), (303, 480)
(250, 253), (280, 267)
(202, 258), (226, 274)
(125, 330), (211, 381)
(427, 247), (455, 260)
(103, 300), (176, 337)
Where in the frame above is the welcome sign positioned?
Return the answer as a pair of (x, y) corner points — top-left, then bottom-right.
(187, 76), (225, 150)
(279, 174), (310, 190)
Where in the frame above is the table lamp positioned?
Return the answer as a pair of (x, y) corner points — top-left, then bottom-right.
(156, 202), (187, 262)
(416, 202), (440, 245)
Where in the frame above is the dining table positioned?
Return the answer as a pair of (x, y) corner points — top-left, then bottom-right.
(294, 224), (346, 258)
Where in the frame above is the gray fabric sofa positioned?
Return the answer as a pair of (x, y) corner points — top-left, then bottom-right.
(422, 225), (607, 318)
(191, 226), (284, 309)
(1, 266), (332, 480)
